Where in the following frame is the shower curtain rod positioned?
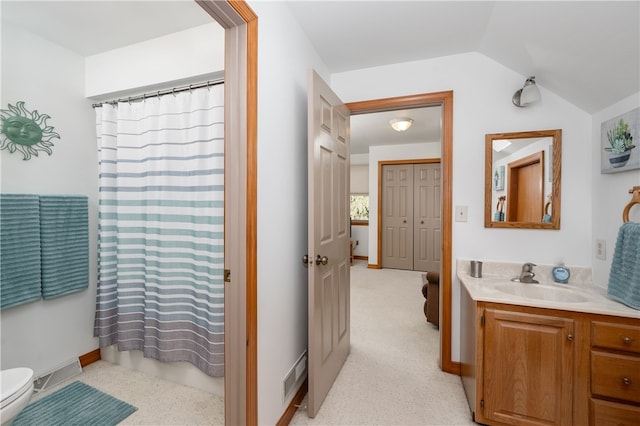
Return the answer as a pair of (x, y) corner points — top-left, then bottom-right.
(91, 78), (224, 108)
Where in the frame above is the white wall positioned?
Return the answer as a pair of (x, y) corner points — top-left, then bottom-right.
(350, 164), (369, 193)
(332, 52), (593, 361)
(350, 164), (369, 258)
(367, 142), (441, 265)
(591, 92), (640, 288)
(85, 24), (224, 101)
(0, 22), (99, 377)
(247, 1), (330, 424)
(351, 226), (369, 258)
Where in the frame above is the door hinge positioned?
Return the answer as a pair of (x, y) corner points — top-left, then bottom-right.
(224, 269), (231, 283)
(480, 399), (485, 410)
(481, 315), (485, 326)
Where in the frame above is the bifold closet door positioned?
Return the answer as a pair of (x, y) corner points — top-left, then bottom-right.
(382, 162), (441, 272)
(381, 164), (413, 270)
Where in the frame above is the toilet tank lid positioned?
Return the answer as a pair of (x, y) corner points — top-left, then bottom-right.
(1, 368), (34, 403)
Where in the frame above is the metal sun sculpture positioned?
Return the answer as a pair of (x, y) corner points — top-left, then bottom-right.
(0, 101), (60, 160)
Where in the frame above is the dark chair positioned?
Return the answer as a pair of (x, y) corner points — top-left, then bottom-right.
(421, 271), (439, 327)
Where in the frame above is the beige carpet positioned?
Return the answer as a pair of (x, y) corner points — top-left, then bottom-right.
(290, 261), (474, 425)
(30, 360), (224, 425)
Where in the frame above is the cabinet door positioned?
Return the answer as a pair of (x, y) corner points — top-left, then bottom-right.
(483, 308), (574, 426)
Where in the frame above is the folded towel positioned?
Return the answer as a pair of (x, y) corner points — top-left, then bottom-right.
(39, 196), (89, 299)
(0, 194), (42, 309)
(608, 222), (640, 310)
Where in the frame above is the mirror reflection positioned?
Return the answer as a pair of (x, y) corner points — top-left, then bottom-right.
(485, 129), (562, 229)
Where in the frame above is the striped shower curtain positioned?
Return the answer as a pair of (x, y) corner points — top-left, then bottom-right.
(93, 85), (224, 377)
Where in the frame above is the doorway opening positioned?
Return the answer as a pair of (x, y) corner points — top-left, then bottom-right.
(346, 91), (457, 374)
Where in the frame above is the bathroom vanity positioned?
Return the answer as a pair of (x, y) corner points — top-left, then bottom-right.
(459, 261), (640, 426)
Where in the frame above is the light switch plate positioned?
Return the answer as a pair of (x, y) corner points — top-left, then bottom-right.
(455, 206), (468, 222)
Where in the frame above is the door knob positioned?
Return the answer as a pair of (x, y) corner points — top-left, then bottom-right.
(302, 254), (309, 264)
(421, 220), (424, 224)
(316, 255), (328, 265)
(403, 220), (407, 223)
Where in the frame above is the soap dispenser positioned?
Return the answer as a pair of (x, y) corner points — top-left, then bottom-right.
(552, 261), (570, 284)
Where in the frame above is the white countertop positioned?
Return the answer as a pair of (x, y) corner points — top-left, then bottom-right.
(457, 259), (640, 320)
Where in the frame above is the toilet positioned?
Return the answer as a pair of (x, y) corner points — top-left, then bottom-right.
(1, 368), (34, 425)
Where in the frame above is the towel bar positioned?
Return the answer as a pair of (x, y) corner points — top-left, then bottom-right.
(623, 186), (640, 223)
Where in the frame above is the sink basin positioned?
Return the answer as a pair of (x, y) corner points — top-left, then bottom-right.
(493, 283), (589, 303)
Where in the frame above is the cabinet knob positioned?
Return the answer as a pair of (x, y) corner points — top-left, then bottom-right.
(567, 334), (574, 341)
(623, 377), (631, 386)
(623, 336), (632, 345)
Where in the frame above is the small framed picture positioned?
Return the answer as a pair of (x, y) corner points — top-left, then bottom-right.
(601, 107), (639, 174)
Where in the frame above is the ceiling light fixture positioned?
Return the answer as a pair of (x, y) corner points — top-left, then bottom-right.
(389, 118), (414, 132)
(512, 76), (541, 108)
(493, 139), (512, 152)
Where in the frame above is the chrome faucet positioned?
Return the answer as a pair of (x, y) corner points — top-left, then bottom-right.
(519, 262), (539, 283)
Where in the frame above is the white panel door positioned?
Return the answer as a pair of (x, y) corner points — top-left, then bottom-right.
(381, 164), (413, 270)
(307, 69), (350, 418)
(414, 163), (441, 272)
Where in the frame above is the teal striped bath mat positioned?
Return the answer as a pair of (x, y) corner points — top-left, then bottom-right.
(13, 381), (137, 426)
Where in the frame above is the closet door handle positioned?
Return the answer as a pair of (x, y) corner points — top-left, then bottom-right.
(316, 255), (328, 266)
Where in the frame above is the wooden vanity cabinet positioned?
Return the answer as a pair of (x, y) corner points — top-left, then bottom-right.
(461, 290), (640, 426)
(589, 320), (640, 425)
(463, 302), (577, 426)
(482, 308), (574, 425)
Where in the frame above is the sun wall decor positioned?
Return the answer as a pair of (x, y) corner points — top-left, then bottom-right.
(0, 101), (60, 160)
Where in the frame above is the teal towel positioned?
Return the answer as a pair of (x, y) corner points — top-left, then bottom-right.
(40, 196), (89, 299)
(608, 222), (640, 310)
(0, 194), (42, 309)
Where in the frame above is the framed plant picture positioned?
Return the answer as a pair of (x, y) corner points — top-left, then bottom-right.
(601, 106), (639, 174)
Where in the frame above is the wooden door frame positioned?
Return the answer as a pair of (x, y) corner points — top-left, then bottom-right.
(377, 158), (440, 270)
(196, 1), (257, 424)
(506, 151), (544, 222)
(346, 91), (459, 374)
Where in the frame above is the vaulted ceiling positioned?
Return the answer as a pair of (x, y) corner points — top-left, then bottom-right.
(3, 1), (638, 154)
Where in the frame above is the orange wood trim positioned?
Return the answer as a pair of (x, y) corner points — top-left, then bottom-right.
(367, 263), (382, 269)
(346, 91), (453, 113)
(376, 161), (383, 269)
(439, 90), (456, 374)
(79, 349), (101, 367)
(228, 0), (257, 21)
(378, 158), (440, 166)
(226, 1), (258, 425)
(348, 91), (455, 374)
(354, 255), (368, 261)
(351, 220), (368, 226)
(276, 378), (308, 426)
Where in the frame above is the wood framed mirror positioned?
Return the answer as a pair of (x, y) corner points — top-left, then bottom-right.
(484, 129), (562, 229)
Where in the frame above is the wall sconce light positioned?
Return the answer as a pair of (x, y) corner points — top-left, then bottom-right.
(389, 118), (414, 132)
(512, 76), (541, 107)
